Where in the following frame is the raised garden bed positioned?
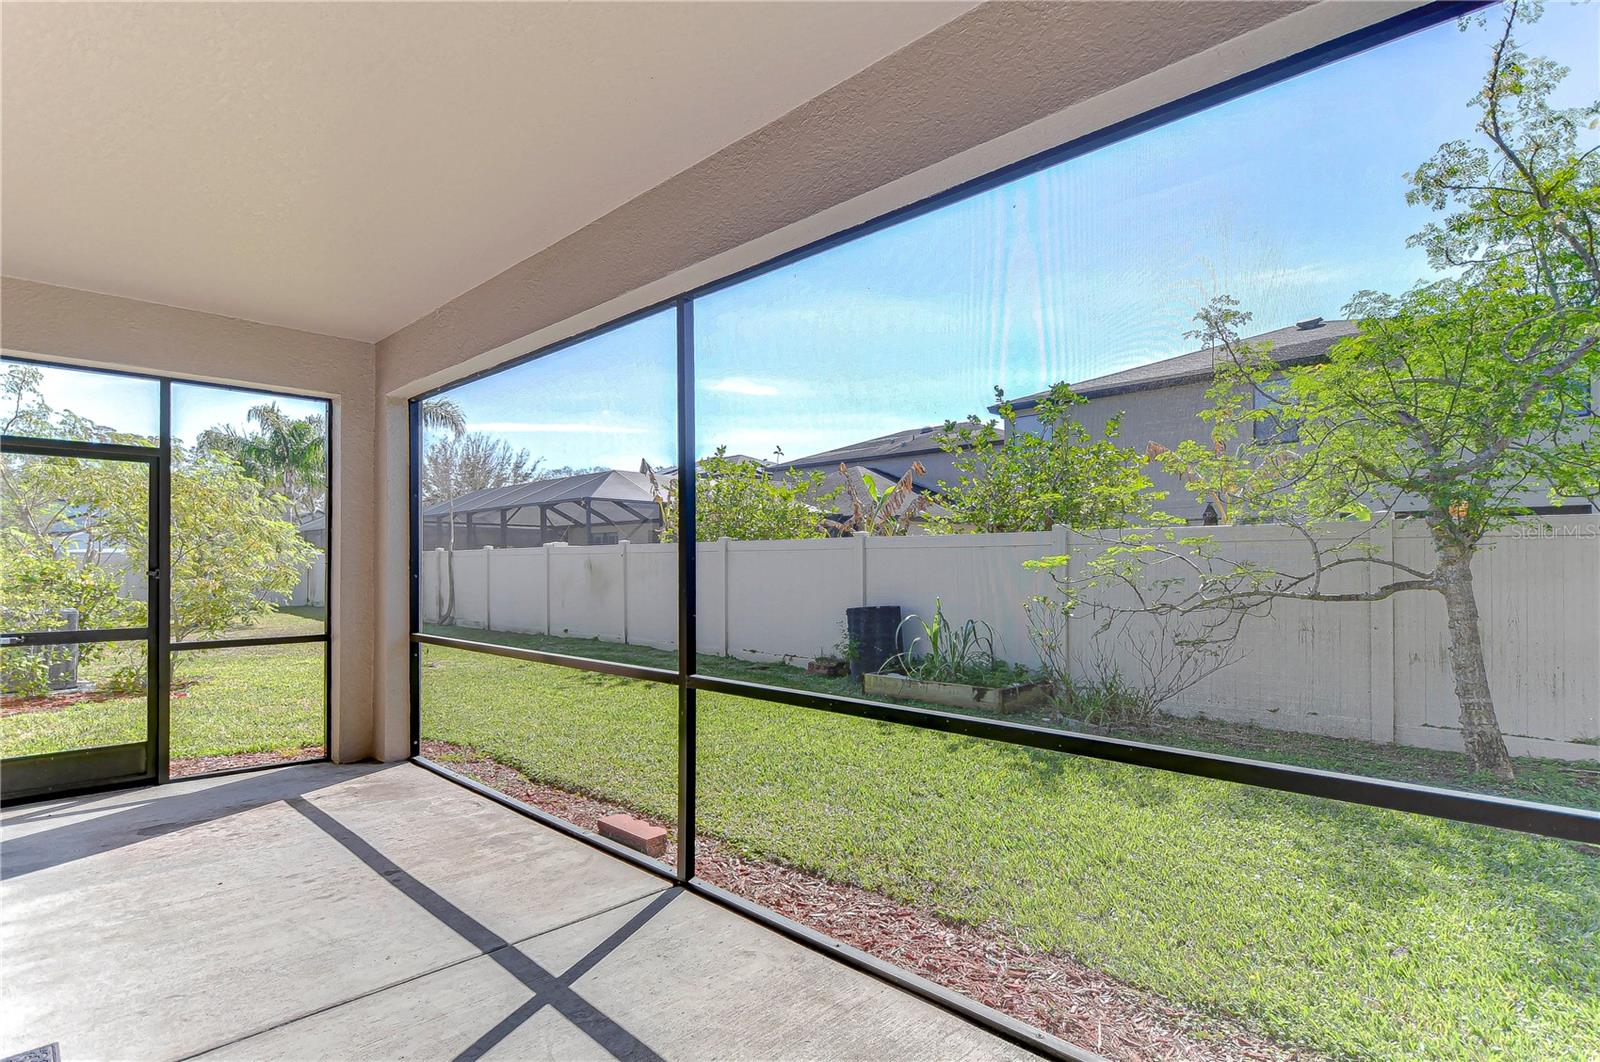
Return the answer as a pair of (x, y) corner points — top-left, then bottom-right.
(863, 671), (1051, 714)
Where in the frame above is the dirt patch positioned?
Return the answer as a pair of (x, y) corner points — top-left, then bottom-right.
(420, 740), (1316, 1062)
(170, 746), (325, 778)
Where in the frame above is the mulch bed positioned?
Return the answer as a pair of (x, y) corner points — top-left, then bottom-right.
(420, 740), (1316, 1062)
(0, 689), (123, 717)
(170, 746), (325, 778)
(2, 678), (199, 718)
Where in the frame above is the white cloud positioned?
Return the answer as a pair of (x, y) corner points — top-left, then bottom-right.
(706, 377), (781, 397)
(470, 421), (648, 435)
(1226, 262), (1352, 290)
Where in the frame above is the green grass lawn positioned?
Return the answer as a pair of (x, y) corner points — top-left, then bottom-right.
(0, 608), (325, 761)
(418, 627), (1600, 1061)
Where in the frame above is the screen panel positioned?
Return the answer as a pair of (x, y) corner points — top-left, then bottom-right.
(0, 642), (148, 758)
(1, 453), (150, 635)
(172, 382), (331, 638)
(169, 642), (325, 777)
(416, 309), (679, 669)
(1, 359), (160, 445)
(683, 3), (1600, 812)
(419, 646), (677, 866)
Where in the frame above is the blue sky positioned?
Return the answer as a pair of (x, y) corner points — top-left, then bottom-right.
(10, 361), (327, 449)
(16, 3), (1597, 476)
(691, 1), (1599, 462)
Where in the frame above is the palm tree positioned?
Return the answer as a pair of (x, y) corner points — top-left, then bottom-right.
(420, 398), (466, 436)
(419, 398), (467, 623)
(197, 403), (326, 520)
(248, 403), (326, 520)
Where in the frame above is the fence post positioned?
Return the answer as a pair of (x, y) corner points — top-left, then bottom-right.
(433, 547), (446, 625)
(1369, 518), (1397, 745)
(854, 532), (869, 606)
(1062, 524), (1075, 671)
(542, 542), (552, 636)
(1053, 524), (1071, 668)
(481, 546), (493, 631)
(620, 539), (630, 645)
(717, 537), (731, 657)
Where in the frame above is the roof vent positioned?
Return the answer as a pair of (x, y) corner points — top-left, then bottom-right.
(1295, 316), (1324, 330)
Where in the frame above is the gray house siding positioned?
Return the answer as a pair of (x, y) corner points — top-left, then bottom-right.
(1009, 381), (1217, 523)
(1011, 381), (1596, 525)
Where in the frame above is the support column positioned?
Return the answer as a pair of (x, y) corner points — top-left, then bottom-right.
(674, 299), (697, 884)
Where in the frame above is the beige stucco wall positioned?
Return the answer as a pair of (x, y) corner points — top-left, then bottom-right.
(0, 276), (379, 762)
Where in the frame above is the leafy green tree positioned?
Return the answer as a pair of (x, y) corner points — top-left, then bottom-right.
(930, 385), (1162, 533)
(8, 442), (316, 646)
(0, 529), (142, 694)
(652, 447), (837, 542)
(421, 432), (535, 509)
(2, 363), (112, 444)
(1051, 2), (1599, 779)
(167, 451), (319, 641)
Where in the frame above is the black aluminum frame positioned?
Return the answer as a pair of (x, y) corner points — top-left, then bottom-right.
(0, 433), (163, 798)
(407, 1), (1597, 1055)
(162, 373), (337, 776)
(1, 356), (335, 802)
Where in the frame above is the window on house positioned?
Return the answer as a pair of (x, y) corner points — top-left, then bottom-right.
(1252, 377), (1299, 443)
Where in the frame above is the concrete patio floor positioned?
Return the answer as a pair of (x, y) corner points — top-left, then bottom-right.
(0, 762), (1028, 1061)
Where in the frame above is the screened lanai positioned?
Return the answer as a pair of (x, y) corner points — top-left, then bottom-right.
(8, 3), (1599, 1061)
(420, 468), (672, 549)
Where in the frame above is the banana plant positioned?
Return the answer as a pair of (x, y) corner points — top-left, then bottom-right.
(824, 461), (930, 536)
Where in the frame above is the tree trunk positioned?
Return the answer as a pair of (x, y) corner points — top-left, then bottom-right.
(1434, 543), (1514, 780)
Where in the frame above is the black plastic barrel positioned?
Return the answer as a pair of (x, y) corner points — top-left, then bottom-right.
(846, 605), (902, 680)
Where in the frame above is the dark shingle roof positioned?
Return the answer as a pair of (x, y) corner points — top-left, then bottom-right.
(1006, 318), (1360, 410)
(781, 424), (996, 469)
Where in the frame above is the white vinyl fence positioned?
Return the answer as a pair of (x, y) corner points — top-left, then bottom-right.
(421, 517), (1600, 761)
(105, 549), (327, 609)
(282, 553), (327, 609)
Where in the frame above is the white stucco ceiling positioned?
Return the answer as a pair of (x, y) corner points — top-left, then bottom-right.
(1, 1), (973, 341)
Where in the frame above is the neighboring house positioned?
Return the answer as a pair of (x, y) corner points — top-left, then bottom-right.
(295, 512), (328, 550)
(1001, 317), (1596, 523)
